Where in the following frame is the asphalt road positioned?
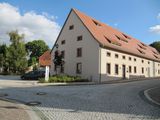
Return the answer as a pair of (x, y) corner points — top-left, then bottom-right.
(0, 76), (160, 120)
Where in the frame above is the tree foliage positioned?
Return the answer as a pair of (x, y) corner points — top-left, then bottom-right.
(150, 41), (160, 52)
(7, 30), (28, 74)
(25, 40), (49, 66)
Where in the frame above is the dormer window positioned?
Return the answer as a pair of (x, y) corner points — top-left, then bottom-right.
(122, 33), (131, 39)
(137, 49), (145, 54)
(69, 25), (74, 30)
(115, 35), (128, 43)
(93, 20), (101, 26)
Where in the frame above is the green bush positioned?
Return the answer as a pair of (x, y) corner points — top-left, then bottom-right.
(39, 75), (88, 83)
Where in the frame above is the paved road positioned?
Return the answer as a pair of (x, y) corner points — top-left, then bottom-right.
(0, 77), (160, 120)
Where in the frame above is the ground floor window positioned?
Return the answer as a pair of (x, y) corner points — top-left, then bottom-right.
(76, 63), (82, 74)
(115, 64), (119, 75)
(106, 63), (111, 75)
(142, 67), (144, 74)
(129, 66), (132, 73)
(134, 66), (137, 73)
(61, 65), (64, 73)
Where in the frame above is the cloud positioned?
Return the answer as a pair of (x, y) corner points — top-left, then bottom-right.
(150, 25), (160, 34)
(0, 3), (61, 48)
(149, 13), (160, 34)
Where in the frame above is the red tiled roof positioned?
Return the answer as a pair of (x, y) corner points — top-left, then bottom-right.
(72, 9), (160, 62)
(39, 50), (51, 66)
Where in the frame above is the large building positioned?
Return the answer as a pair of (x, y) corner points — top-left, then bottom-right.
(50, 8), (160, 82)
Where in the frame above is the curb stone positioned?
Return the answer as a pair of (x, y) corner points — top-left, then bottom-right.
(144, 87), (160, 106)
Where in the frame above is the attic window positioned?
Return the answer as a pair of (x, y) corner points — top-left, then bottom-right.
(93, 20), (101, 26)
(141, 42), (147, 47)
(122, 33), (131, 39)
(104, 36), (121, 46)
(138, 44), (146, 50)
(152, 50), (159, 55)
(137, 49), (145, 54)
(115, 35), (128, 43)
(154, 55), (159, 59)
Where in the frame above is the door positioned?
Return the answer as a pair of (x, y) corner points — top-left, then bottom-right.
(148, 67), (150, 77)
(122, 65), (126, 79)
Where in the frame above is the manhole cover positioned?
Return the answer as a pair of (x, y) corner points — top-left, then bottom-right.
(26, 101), (41, 106)
(0, 93), (8, 97)
(36, 92), (47, 95)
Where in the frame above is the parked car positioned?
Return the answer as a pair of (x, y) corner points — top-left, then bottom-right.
(21, 70), (45, 80)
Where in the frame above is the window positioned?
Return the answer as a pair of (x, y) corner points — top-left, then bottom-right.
(61, 40), (65, 45)
(129, 66), (132, 73)
(61, 51), (65, 58)
(129, 57), (132, 61)
(122, 55), (126, 60)
(93, 20), (101, 26)
(115, 54), (119, 58)
(107, 52), (111, 57)
(69, 25), (74, 30)
(142, 67), (144, 74)
(106, 63), (111, 74)
(122, 33), (131, 39)
(77, 48), (82, 57)
(76, 63), (82, 74)
(134, 66), (137, 73)
(148, 61), (150, 64)
(134, 58), (136, 62)
(77, 36), (83, 41)
(115, 64), (119, 75)
(142, 60), (144, 63)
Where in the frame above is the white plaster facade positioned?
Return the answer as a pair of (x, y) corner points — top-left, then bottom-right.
(51, 9), (160, 82)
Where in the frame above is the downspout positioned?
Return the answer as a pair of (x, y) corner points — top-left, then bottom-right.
(99, 45), (101, 83)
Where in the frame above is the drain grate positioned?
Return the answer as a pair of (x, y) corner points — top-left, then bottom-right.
(36, 92), (47, 95)
(26, 101), (41, 106)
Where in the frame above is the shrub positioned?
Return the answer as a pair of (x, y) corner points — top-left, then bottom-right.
(39, 75), (88, 83)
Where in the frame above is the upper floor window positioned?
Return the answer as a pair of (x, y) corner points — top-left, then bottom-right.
(115, 54), (119, 58)
(61, 40), (65, 45)
(69, 25), (74, 30)
(134, 58), (136, 62)
(142, 60), (144, 63)
(129, 57), (132, 61)
(122, 55), (126, 60)
(77, 48), (82, 57)
(77, 36), (83, 41)
(107, 52), (111, 57)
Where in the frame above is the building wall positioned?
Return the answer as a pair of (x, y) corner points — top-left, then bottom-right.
(51, 11), (100, 81)
(100, 47), (160, 82)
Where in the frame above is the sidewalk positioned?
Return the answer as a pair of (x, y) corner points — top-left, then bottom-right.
(0, 99), (40, 120)
(144, 87), (160, 106)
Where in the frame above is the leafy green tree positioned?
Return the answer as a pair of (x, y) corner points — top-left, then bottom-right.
(7, 30), (28, 74)
(25, 40), (49, 66)
(150, 41), (160, 52)
(0, 44), (8, 73)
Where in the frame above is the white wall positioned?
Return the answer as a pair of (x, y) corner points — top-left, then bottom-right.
(100, 47), (160, 81)
(51, 10), (100, 81)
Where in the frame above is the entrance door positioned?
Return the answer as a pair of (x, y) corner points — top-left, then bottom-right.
(148, 67), (150, 77)
(122, 65), (126, 79)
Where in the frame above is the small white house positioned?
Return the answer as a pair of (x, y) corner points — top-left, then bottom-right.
(50, 8), (160, 82)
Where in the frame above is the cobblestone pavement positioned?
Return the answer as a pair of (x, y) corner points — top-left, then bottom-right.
(0, 77), (160, 120)
(147, 87), (160, 104)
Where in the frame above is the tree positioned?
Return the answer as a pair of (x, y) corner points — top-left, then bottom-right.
(150, 41), (160, 52)
(25, 40), (49, 66)
(7, 30), (28, 74)
(0, 44), (8, 73)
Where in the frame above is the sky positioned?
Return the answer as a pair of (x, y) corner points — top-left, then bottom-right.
(0, 0), (160, 48)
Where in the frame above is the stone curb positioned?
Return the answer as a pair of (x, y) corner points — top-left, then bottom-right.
(144, 87), (160, 106)
(37, 77), (160, 86)
(0, 98), (41, 120)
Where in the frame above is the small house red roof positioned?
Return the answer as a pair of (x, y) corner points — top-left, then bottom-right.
(39, 50), (51, 66)
(72, 9), (160, 62)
